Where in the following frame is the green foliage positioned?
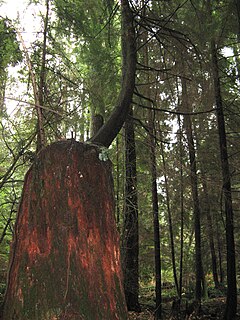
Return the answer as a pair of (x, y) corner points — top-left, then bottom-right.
(0, 0), (240, 311)
(208, 285), (227, 299)
(0, 18), (22, 70)
(53, 0), (121, 118)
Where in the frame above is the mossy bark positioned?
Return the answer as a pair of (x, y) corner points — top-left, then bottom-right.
(2, 140), (128, 320)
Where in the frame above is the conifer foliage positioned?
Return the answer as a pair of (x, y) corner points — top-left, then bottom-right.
(0, 0), (240, 319)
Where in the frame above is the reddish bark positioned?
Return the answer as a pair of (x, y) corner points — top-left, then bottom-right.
(2, 140), (128, 320)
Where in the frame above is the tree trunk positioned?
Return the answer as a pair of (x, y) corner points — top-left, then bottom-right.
(177, 115), (184, 300)
(194, 121), (219, 289)
(2, 1), (136, 318)
(159, 129), (179, 297)
(201, 176), (219, 288)
(211, 40), (237, 320)
(216, 219), (224, 284)
(122, 107), (140, 312)
(141, 19), (161, 316)
(149, 113), (162, 320)
(36, 0), (49, 151)
(90, 0), (136, 148)
(2, 140), (128, 320)
(235, 0), (240, 41)
(181, 75), (204, 304)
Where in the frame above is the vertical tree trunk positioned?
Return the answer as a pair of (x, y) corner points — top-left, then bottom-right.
(216, 218), (224, 284)
(149, 112), (162, 320)
(211, 40), (237, 320)
(201, 177), (219, 288)
(177, 115), (184, 300)
(36, 0), (49, 151)
(159, 129), (179, 297)
(235, 0), (240, 41)
(194, 121), (219, 289)
(181, 75), (204, 304)
(2, 140), (128, 320)
(122, 107), (140, 312)
(140, 16), (161, 316)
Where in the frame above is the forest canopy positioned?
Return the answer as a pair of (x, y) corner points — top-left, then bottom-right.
(0, 0), (240, 319)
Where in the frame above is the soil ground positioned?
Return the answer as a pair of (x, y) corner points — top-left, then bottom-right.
(129, 296), (240, 319)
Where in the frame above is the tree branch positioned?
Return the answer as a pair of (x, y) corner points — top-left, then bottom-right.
(16, 30), (45, 151)
(90, 0), (137, 147)
(133, 91), (217, 116)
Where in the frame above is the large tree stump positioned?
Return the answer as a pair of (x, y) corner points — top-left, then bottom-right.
(2, 140), (128, 320)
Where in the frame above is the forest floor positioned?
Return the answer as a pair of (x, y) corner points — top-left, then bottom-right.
(128, 296), (240, 319)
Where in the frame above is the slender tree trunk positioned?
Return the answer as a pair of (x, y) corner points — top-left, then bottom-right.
(149, 112), (162, 320)
(36, 0), (49, 151)
(211, 40), (237, 320)
(159, 129), (179, 297)
(181, 75), (204, 304)
(141, 17), (161, 316)
(0, 74), (6, 114)
(122, 106), (140, 312)
(194, 121), (219, 289)
(216, 220), (224, 284)
(177, 114), (184, 299)
(235, 0), (240, 41)
(202, 177), (219, 288)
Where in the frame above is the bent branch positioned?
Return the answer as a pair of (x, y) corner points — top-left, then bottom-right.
(90, 0), (136, 148)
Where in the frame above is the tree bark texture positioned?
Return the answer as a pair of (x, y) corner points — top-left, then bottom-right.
(211, 40), (237, 320)
(2, 140), (128, 320)
(122, 107), (140, 312)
